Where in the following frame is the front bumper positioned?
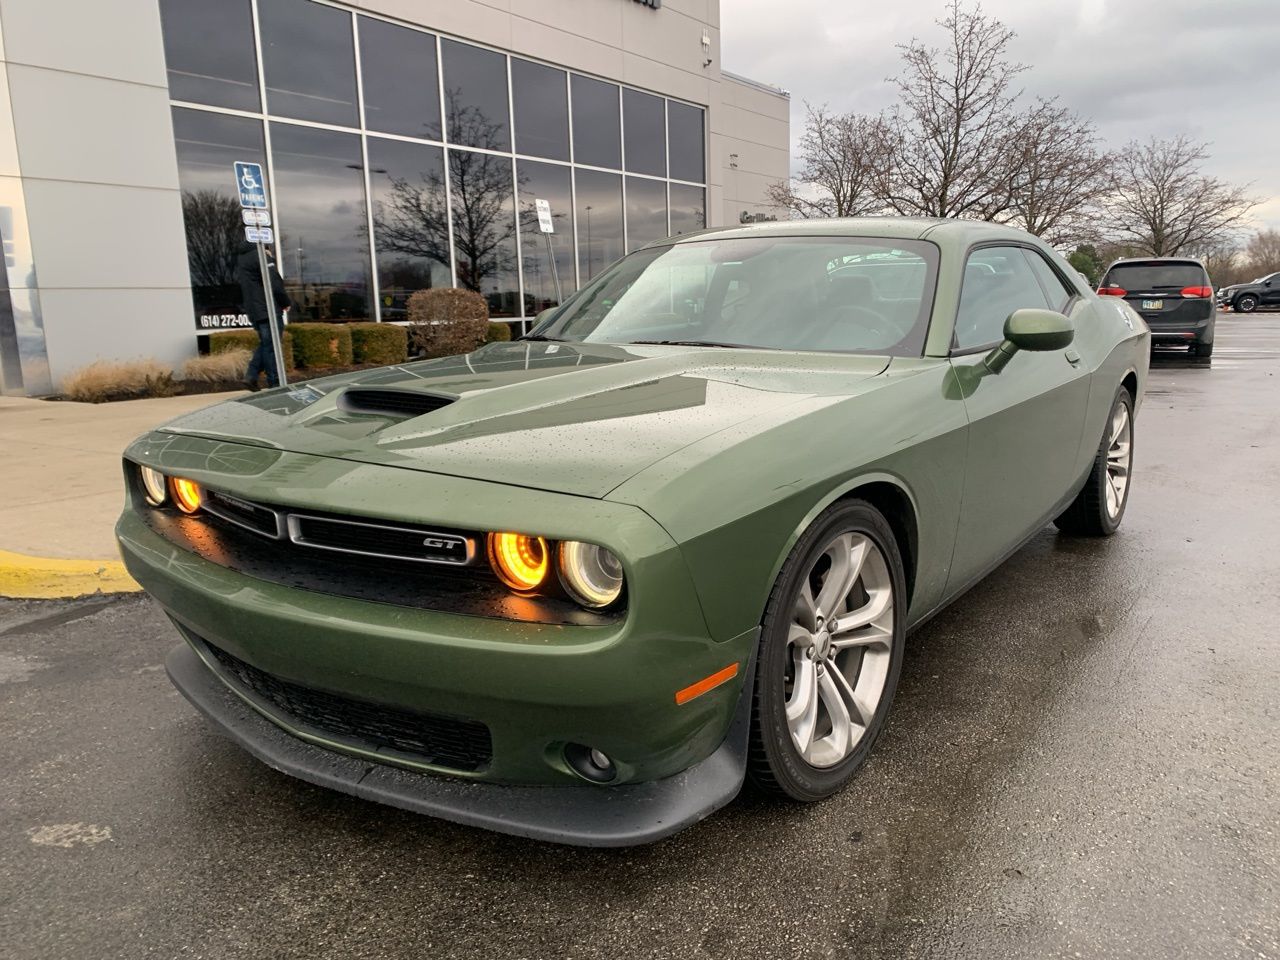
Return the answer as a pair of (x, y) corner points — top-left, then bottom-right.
(166, 640), (754, 846)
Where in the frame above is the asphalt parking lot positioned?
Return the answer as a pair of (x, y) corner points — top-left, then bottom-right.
(3, 317), (1278, 960)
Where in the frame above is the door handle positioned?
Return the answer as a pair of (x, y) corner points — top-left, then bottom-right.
(1065, 348), (1082, 366)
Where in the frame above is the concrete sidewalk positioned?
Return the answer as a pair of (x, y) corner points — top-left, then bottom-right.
(0, 391), (243, 595)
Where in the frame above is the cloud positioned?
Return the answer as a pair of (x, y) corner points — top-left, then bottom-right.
(721, 0), (1280, 233)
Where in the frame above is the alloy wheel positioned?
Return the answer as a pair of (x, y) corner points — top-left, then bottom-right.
(1105, 402), (1132, 519)
(784, 532), (894, 768)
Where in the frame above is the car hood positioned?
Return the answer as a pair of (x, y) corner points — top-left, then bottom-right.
(157, 341), (890, 498)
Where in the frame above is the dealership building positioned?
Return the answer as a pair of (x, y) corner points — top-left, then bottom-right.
(0, 0), (790, 396)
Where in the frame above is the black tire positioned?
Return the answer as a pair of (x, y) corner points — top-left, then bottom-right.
(1193, 340), (1214, 359)
(1235, 294), (1258, 313)
(1054, 387), (1134, 537)
(748, 500), (906, 801)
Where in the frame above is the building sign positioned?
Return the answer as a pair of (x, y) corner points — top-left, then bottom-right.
(198, 312), (252, 331)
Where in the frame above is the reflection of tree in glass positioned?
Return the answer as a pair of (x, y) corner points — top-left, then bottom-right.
(371, 94), (520, 303)
(182, 189), (243, 287)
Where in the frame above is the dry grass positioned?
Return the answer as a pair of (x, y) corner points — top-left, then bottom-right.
(182, 349), (252, 383)
(61, 359), (178, 403)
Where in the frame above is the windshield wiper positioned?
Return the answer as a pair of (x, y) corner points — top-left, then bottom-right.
(627, 339), (771, 349)
(517, 334), (569, 342)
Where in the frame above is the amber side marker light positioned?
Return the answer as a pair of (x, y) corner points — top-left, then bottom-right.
(170, 477), (203, 514)
(675, 662), (740, 706)
(488, 532), (550, 591)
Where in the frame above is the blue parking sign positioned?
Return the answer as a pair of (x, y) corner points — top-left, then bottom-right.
(234, 161), (267, 209)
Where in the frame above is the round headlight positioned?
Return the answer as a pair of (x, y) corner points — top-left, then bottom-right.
(488, 532), (550, 592)
(170, 477), (203, 514)
(139, 466), (167, 506)
(558, 541), (624, 609)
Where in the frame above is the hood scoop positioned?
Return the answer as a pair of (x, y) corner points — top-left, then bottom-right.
(338, 388), (456, 419)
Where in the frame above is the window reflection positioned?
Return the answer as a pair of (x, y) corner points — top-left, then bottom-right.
(449, 149), (519, 318)
(571, 75), (621, 170)
(623, 89), (665, 177)
(359, 17), (441, 140)
(626, 177), (668, 251)
(367, 138), (451, 321)
(159, 0), (259, 111)
(575, 170), (624, 283)
(271, 123), (371, 321)
(512, 59), (569, 161)
(172, 108), (266, 330)
(667, 102), (705, 183)
(442, 40), (510, 151)
(258, 0), (358, 126)
(518, 161), (575, 313)
(669, 184), (706, 236)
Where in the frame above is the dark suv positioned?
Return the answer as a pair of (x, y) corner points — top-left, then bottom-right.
(1098, 257), (1216, 358)
(1217, 271), (1280, 313)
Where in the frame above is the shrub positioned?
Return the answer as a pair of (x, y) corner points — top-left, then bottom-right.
(485, 321), (513, 343)
(182, 349), (252, 383)
(62, 359), (178, 403)
(290, 322), (354, 368)
(406, 287), (489, 358)
(349, 322), (409, 366)
(209, 327), (295, 370)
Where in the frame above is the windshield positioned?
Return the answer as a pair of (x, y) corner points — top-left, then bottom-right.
(532, 236), (939, 355)
(1103, 261), (1207, 290)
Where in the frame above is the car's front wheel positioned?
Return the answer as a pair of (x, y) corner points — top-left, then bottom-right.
(748, 500), (906, 801)
(1236, 294), (1258, 313)
(1054, 387), (1134, 537)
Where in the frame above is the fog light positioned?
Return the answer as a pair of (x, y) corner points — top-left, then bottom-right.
(170, 477), (202, 514)
(488, 532), (549, 591)
(565, 742), (616, 783)
(139, 466), (167, 506)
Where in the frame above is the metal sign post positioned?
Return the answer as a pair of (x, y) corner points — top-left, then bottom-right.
(534, 198), (562, 304)
(233, 161), (287, 388)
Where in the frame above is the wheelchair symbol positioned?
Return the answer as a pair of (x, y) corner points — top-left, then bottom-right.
(240, 169), (261, 191)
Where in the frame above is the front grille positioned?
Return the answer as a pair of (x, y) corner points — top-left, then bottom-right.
(201, 639), (493, 772)
(287, 513), (473, 566)
(338, 388), (455, 418)
(204, 489), (283, 538)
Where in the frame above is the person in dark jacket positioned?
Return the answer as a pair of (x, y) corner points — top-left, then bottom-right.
(234, 241), (292, 390)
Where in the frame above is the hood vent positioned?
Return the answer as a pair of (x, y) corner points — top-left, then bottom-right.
(338, 388), (456, 419)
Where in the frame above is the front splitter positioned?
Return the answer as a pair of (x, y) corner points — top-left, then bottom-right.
(165, 641), (754, 847)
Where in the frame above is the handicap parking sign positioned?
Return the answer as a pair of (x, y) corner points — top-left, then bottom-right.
(234, 161), (268, 209)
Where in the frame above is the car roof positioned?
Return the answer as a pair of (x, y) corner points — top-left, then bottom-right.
(1105, 256), (1206, 267)
(653, 216), (1049, 248)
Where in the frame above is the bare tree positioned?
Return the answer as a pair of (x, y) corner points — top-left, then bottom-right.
(1098, 135), (1257, 256)
(767, 104), (888, 219)
(181, 189), (243, 288)
(878, 2), (1026, 220)
(1244, 229), (1280, 273)
(999, 98), (1113, 246)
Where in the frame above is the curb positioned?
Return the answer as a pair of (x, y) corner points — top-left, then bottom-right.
(0, 549), (141, 600)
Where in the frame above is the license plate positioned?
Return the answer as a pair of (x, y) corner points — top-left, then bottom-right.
(1142, 299), (1163, 310)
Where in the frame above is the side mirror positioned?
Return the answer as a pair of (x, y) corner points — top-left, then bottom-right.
(984, 309), (1074, 374)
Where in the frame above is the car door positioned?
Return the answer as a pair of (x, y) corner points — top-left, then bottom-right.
(945, 245), (1091, 595)
(1263, 273), (1280, 307)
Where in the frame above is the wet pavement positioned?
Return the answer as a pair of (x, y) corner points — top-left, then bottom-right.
(3, 316), (1278, 960)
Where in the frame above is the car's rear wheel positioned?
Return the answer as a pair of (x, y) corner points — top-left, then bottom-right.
(1054, 387), (1134, 537)
(1236, 294), (1258, 313)
(748, 500), (905, 801)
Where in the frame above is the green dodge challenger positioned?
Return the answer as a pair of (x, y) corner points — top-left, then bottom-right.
(117, 218), (1149, 846)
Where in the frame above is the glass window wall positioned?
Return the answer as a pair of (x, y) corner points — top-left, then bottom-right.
(159, 0), (259, 111)
(623, 89), (666, 177)
(517, 161), (575, 314)
(625, 177), (668, 250)
(442, 39), (510, 152)
(358, 17), (441, 140)
(512, 59), (570, 162)
(449, 149), (519, 318)
(271, 123), (372, 320)
(575, 170), (624, 284)
(258, 0), (358, 126)
(571, 75), (621, 169)
(367, 137), (451, 320)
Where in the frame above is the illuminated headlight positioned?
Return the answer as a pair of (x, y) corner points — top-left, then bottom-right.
(557, 541), (624, 609)
(488, 532), (551, 592)
(170, 477), (203, 514)
(139, 466), (168, 505)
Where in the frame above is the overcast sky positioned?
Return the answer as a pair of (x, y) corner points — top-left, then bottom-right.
(720, 0), (1280, 236)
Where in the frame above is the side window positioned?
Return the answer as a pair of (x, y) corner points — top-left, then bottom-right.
(1023, 250), (1076, 312)
(954, 247), (1050, 350)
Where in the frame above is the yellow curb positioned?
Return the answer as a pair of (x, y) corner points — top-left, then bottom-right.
(0, 549), (141, 599)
